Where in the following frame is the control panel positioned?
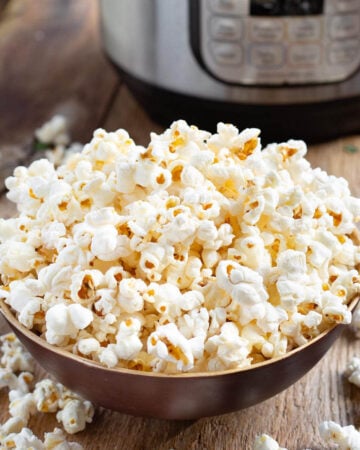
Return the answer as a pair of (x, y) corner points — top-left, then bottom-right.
(192, 0), (360, 84)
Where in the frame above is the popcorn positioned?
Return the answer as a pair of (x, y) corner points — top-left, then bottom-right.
(8, 392), (36, 422)
(206, 322), (251, 371)
(253, 433), (287, 450)
(45, 304), (93, 345)
(148, 323), (194, 372)
(98, 346), (118, 368)
(0, 333), (35, 373)
(319, 421), (360, 449)
(70, 270), (103, 304)
(2, 427), (44, 449)
(33, 379), (63, 413)
(322, 292), (352, 325)
(35, 115), (70, 146)
(0, 369), (33, 396)
(56, 399), (94, 434)
(43, 427), (83, 449)
(117, 278), (147, 313)
(0, 368), (20, 391)
(344, 356), (360, 387)
(76, 338), (100, 356)
(0, 416), (26, 438)
(0, 333), (89, 448)
(1, 120), (360, 374)
(114, 318), (143, 360)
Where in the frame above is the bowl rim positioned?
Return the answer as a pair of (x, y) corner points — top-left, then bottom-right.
(1, 296), (358, 379)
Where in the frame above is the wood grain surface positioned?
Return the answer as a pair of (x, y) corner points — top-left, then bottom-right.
(1, 1), (360, 449)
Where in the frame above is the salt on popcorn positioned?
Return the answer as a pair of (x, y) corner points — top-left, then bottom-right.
(1, 120), (360, 374)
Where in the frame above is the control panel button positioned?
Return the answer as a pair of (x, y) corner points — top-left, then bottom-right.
(199, 0), (360, 85)
(210, 17), (242, 41)
(209, 0), (246, 15)
(210, 41), (243, 65)
(289, 44), (321, 66)
(250, 19), (284, 42)
(329, 15), (360, 40)
(287, 18), (321, 41)
(328, 39), (359, 64)
(250, 44), (284, 68)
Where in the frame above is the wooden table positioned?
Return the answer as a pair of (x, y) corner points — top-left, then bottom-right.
(1, 1), (360, 449)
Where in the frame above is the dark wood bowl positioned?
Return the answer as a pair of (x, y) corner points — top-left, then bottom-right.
(0, 298), (358, 420)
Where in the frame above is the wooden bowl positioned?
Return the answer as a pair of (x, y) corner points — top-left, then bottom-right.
(1, 297), (358, 420)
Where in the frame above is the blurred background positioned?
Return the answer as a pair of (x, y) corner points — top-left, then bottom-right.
(0, 0), (161, 195)
(1, 0), (360, 194)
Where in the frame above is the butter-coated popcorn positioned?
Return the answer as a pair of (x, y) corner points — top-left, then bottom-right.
(0, 333), (90, 448)
(319, 420), (360, 449)
(33, 379), (63, 413)
(76, 338), (100, 356)
(0, 368), (20, 390)
(114, 318), (143, 360)
(1, 120), (360, 374)
(2, 427), (44, 449)
(98, 346), (118, 368)
(206, 322), (251, 371)
(56, 399), (94, 435)
(45, 304), (93, 345)
(9, 392), (36, 421)
(0, 369), (33, 395)
(0, 333), (35, 373)
(148, 323), (194, 371)
(253, 433), (287, 450)
(0, 416), (26, 439)
(43, 427), (83, 449)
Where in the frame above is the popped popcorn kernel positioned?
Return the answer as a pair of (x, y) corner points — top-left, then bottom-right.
(1, 119), (360, 374)
(253, 433), (287, 450)
(344, 356), (360, 387)
(319, 420), (360, 450)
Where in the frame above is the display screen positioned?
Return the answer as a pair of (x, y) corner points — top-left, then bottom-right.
(250, 0), (324, 16)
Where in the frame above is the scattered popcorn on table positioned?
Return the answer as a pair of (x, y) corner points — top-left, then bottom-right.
(43, 427), (84, 449)
(2, 426), (83, 449)
(0, 332), (35, 372)
(56, 398), (94, 435)
(34, 115), (83, 168)
(35, 115), (70, 147)
(319, 420), (360, 449)
(1, 120), (360, 374)
(0, 333), (88, 449)
(2, 427), (44, 449)
(253, 433), (287, 450)
(344, 356), (360, 387)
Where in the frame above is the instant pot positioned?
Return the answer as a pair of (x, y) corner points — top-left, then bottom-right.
(100, 0), (360, 143)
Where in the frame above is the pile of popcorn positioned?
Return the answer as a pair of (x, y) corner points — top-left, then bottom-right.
(0, 119), (360, 374)
(254, 421), (360, 450)
(0, 332), (93, 449)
